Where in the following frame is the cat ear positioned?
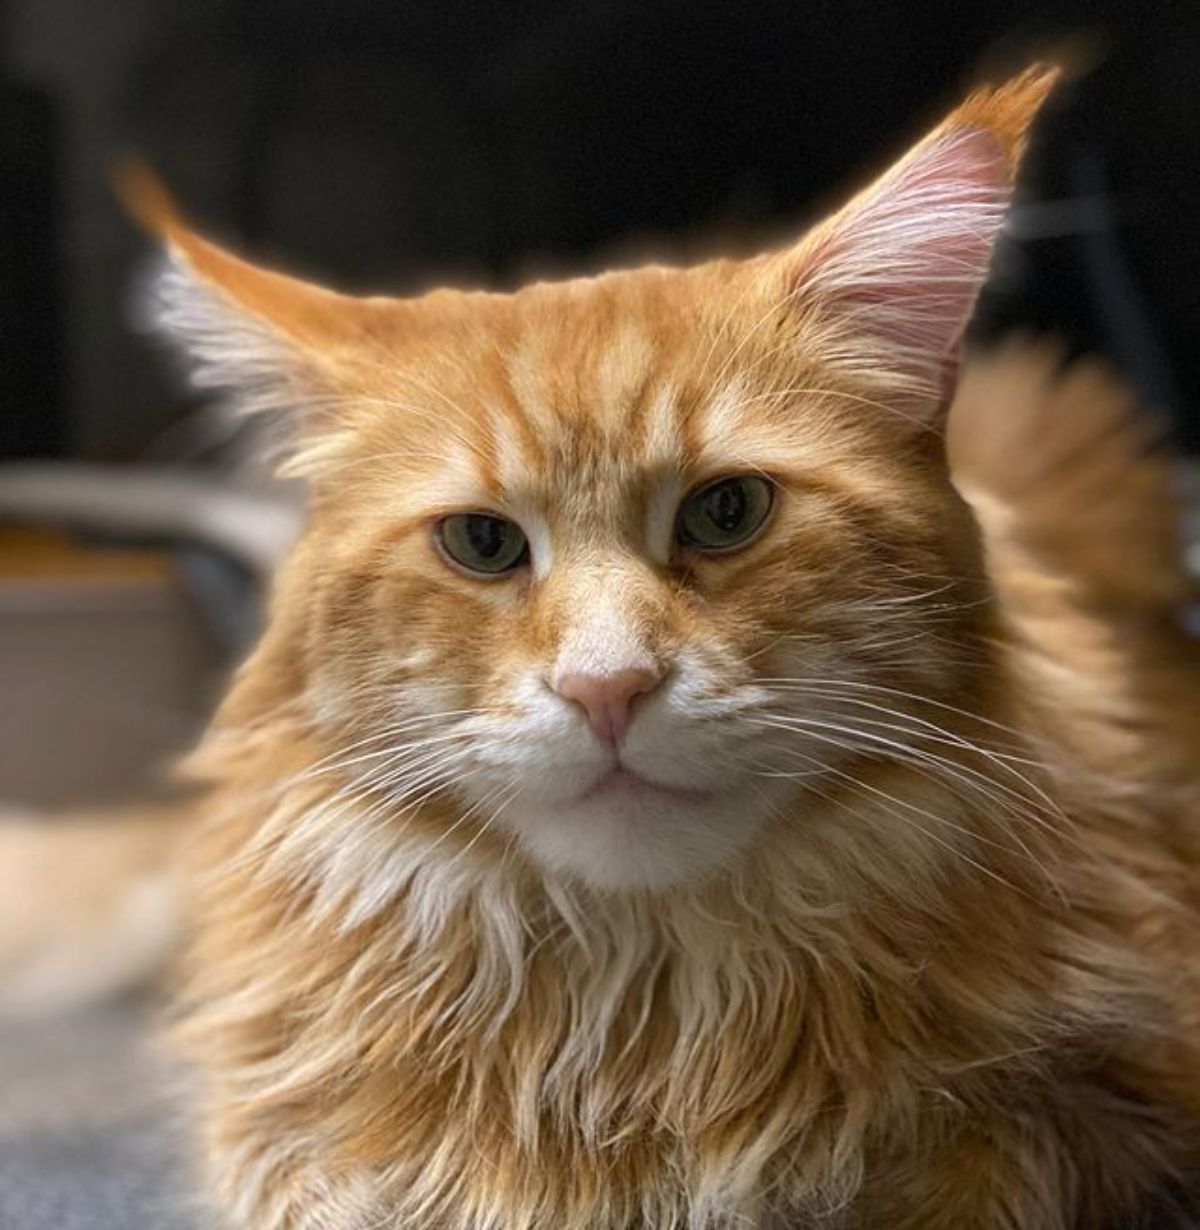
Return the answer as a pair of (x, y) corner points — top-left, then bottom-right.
(118, 163), (389, 469)
(778, 65), (1059, 423)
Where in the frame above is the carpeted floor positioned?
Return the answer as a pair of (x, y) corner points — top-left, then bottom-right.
(0, 999), (198, 1229)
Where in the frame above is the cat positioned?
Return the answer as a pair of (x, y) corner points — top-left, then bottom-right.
(7, 63), (1200, 1228)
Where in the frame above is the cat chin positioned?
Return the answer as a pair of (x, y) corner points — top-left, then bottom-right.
(500, 783), (778, 892)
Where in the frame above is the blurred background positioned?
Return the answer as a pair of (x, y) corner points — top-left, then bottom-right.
(1, 2), (1199, 1225)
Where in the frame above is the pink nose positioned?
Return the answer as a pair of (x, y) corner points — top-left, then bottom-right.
(555, 667), (662, 746)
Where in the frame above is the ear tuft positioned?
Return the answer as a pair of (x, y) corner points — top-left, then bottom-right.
(112, 157), (191, 247)
(116, 157), (376, 359)
(944, 63), (1060, 173)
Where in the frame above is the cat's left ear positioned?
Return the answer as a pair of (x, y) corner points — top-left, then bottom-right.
(117, 163), (403, 472)
(775, 64), (1059, 423)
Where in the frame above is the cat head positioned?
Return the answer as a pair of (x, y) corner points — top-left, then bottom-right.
(134, 68), (1055, 893)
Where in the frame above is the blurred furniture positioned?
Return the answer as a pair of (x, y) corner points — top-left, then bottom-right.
(0, 463), (300, 808)
(0, 527), (218, 807)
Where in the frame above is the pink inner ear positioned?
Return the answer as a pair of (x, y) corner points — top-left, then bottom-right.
(793, 126), (1012, 410)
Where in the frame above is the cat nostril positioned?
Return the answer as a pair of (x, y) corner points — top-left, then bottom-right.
(555, 667), (663, 746)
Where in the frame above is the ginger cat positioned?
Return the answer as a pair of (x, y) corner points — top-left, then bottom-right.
(6, 65), (1200, 1228)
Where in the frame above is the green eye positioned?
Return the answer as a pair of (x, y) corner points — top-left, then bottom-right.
(437, 513), (529, 576)
(676, 475), (775, 552)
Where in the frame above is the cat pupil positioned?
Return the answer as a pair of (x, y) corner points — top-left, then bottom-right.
(467, 516), (506, 559)
(705, 482), (745, 532)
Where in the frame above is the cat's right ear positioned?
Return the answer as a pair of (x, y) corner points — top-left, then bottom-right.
(117, 162), (395, 471)
(763, 65), (1059, 428)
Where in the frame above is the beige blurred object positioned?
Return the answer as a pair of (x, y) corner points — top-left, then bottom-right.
(0, 527), (223, 808)
(0, 800), (186, 1015)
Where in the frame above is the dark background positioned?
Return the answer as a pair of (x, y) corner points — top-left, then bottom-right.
(4, 0), (1199, 464)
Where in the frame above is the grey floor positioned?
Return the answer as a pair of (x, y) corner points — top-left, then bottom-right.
(0, 999), (197, 1230)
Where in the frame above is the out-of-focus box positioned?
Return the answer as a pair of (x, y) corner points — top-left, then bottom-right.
(0, 528), (223, 808)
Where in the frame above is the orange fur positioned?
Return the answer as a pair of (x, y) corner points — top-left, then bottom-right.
(104, 66), (1200, 1228)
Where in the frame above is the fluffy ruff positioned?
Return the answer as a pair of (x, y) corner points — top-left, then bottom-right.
(181, 670), (1200, 1230)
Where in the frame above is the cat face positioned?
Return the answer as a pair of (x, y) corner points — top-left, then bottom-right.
(280, 271), (983, 891)
(137, 68), (1055, 892)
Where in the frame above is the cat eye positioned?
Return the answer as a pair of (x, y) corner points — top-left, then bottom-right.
(676, 475), (775, 553)
(436, 513), (530, 576)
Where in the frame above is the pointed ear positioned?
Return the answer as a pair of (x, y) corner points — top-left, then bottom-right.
(116, 163), (390, 470)
(778, 65), (1059, 423)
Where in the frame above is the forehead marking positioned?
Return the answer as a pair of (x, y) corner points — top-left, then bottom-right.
(512, 497), (553, 580)
(641, 383), (683, 468)
(597, 323), (653, 433)
(490, 405), (531, 494)
(690, 379), (828, 475)
(696, 379), (748, 456)
(641, 384), (686, 564)
(502, 342), (559, 441)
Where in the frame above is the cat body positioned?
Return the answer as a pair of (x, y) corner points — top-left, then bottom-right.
(28, 66), (1200, 1227)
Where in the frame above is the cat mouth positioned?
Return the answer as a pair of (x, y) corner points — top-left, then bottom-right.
(578, 766), (712, 805)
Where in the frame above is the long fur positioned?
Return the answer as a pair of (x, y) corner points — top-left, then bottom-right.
(6, 66), (1200, 1229)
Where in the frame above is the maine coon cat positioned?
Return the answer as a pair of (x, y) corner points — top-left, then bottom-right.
(7, 64), (1200, 1228)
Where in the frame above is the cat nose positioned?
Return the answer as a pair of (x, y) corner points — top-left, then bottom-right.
(555, 667), (663, 746)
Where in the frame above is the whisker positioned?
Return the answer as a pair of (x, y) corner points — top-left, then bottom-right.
(752, 710), (1066, 839)
(749, 738), (1042, 899)
(757, 684), (1063, 816)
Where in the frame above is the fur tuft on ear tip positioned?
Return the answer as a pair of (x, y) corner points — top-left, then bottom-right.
(943, 63), (1061, 174)
(112, 156), (190, 244)
(112, 157), (247, 285)
(115, 156), (367, 359)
